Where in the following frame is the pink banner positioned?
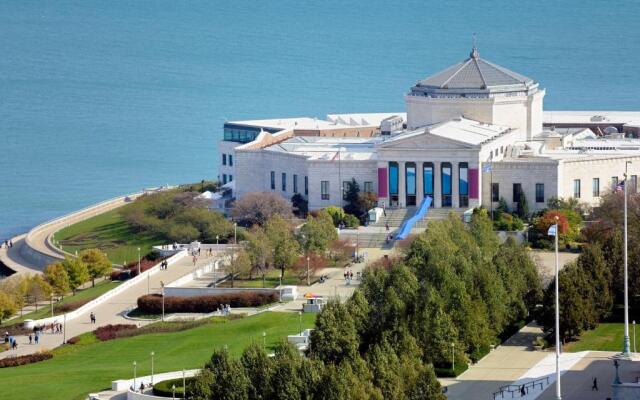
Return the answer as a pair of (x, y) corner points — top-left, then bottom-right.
(378, 167), (388, 197)
(469, 168), (479, 199)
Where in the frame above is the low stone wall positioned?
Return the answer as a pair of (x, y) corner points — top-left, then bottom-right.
(164, 286), (281, 298)
(24, 250), (187, 329)
(111, 368), (199, 392)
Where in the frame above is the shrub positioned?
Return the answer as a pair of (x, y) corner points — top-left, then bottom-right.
(0, 351), (52, 368)
(153, 377), (196, 398)
(66, 336), (81, 345)
(434, 361), (468, 378)
(94, 324), (137, 341)
(55, 297), (93, 313)
(343, 213), (360, 228)
(137, 292), (278, 314)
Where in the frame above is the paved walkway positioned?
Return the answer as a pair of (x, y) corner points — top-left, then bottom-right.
(0, 234), (43, 275)
(441, 323), (550, 400)
(0, 251), (220, 359)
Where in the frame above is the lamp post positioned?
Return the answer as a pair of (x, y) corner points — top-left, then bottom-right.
(306, 256), (310, 286)
(50, 295), (54, 318)
(63, 313), (66, 344)
(634, 320), (637, 353)
(451, 342), (455, 372)
(262, 331), (266, 350)
(553, 215), (562, 400)
(623, 161), (632, 356)
(298, 311), (302, 335)
(161, 281), (165, 322)
(182, 368), (186, 399)
(150, 351), (155, 386)
(137, 247), (141, 276)
(172, 384), (176, 399)
(216, 235), (219, 246)
(234, 222), (237, 245)
(133, 361), (137, 392)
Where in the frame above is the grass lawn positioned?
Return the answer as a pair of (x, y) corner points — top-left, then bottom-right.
(0, 312), (316, 400)
(219, 269), (306, 288)
(2, 280), (121, 326)
(564, 323), (631, 352)
(55, 206), (163, 264)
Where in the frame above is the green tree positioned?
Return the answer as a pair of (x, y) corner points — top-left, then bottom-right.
(343, 178), (361, 217)
(190, 369), (214, 400)
(227, 247), (252, 287)
(240, 342), (273, 400)
(265, 215), (300, 282)
(166, 222), (200, 243)
(308, 300), (359, 364)
(44, 262), (71, 298)
(26, 274), (52, 311)
(325, 206), (346, 227)
(269, 341), (305, 400)
(299, 210), (338, 253)
(0, 291), (18, 324)
(245, 225), (272, 285)
(516, 192), (529, 220)
(204, 348), (250, 400)
(290, 193), (308, 218)
(79, 249), (112, 287)
(63, 257), (89, 294)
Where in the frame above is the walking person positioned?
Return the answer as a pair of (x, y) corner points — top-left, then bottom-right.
(28, 334), (32, 344)
(520, 385), (525, 396)
(35, 332), (39, 344)
(592, 377), (598, 391)
(90, 312), (96, 324)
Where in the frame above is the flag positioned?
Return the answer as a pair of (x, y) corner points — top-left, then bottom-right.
(547, 224), (557, 237)
(615, 180), (625, 193)
(483, 163), (492, 173)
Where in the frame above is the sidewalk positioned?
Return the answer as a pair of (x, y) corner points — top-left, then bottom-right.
(0, 252), (221, 359)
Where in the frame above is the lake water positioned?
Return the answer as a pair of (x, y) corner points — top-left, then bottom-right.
(1, 0), (639, 240)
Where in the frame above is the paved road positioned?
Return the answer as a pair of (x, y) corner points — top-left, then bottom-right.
(0, 252), (219, 359)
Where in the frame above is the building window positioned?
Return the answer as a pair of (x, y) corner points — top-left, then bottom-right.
(304, 176), (308, 196)
(229, 155), (233, 166)
(321, 181), (330, 200)
(573, 179), (581, 198)
(492, 183), (499, 202)
(342, 181), (350, 200)
(229, 175), (233, 182)
(535, 183), (544, 203)
(513, 183), (522, 203)
(222, 174), (227, 184)
(406, 162), (417, 206)
(282, 173), (287, 192)
(593, 178), (600, 197)
(459, 162), (469, 207)
(293, 174), (298, 193)
(364, 181), (373, 193)
(612, 176), (619, 190)
(423, 162), (434, 196)
(389, 162), (399, 206)
(441, 162), (452, 207)
(632, 175), (638, 194)
(270, 171), (275, 190)
(222, 154), (227, 166)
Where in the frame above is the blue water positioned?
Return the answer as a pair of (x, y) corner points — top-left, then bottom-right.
(1, 0), (639, 240)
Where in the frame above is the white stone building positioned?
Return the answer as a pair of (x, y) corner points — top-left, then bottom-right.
(219, 46), (640, 214)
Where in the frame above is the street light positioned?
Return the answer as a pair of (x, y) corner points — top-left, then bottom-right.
(216, 235), (219, 246)
(234, 223), (237, 244)
(150, 351), (155, 386)
(182, 368), (186, 399)
(50, 295), (54, 318)
(137, 247), (141, 276)
(172, 384), (176, 399)
(623, 161), (632, 356)
(63, 313), (67, 344)
(133, 361), (137, 392)
(161, 281), (165, 322)
(262, 331), (266, 349)
(451, 342), (455, 371)
(298, 311), (302, 335)
(306, 256), (310, 286)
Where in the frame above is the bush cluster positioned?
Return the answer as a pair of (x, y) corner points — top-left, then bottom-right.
(94, 324), (137, 341)
(55, 297), (92, 313)
(0, 351), (52, 368)
(110, 256), (164, 280)
(137, 293), (278, 314)
(66, 336), (81, 345)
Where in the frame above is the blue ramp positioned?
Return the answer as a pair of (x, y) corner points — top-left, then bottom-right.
(396, 196), (432, 240)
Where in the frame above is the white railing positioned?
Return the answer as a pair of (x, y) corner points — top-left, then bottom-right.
(166, 260), (222, 288)
(111, 368), (199, 391)
(24, 250), (188, 329)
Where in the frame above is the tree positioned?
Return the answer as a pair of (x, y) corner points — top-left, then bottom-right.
(325, 206), (346, 227)
(44, 262), (71, 298)
(343, 178), (361, 217)
(265, 215), (300, 282)
(232, 192), (293, 226)
(63, 257), (89, 294)
(227, 247), (252, 287)
(166, 222), (200, 243)
(26, 274), (52, 311)
(245, 225), (272, 285)
(357, 192), (378, 221)
(516, 192), (529, 220)
(0, 291), (18, 324)
(203, 348), (250, 400)
(80, 249), (112, 287)
(291, 193), (308, 218)
(240, 342), (273, 400)
(299, 210), (338, 253)
(0, 274), (28, 314)
(308, 300), (360, 364)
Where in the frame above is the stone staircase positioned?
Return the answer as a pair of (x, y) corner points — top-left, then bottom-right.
(373, 207), (467, 229)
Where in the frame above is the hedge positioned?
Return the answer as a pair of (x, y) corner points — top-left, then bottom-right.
(0, 352), (52, 368)
(94, 324), (137, 341)
(434, 361), (469, 378)
(137, 292), (278, 314)
(153, 377), (196, 398)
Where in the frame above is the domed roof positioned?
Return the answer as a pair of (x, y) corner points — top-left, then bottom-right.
(413, 47), (537, 94)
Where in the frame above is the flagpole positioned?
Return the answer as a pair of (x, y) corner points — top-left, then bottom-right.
(623, 161), (631, 356)
(554, 216), (562, 400)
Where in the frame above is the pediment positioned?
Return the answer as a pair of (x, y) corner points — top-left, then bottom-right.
(378, 131), (477, 150)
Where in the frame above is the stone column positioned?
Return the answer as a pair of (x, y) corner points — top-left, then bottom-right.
(434, 161), (441, 208)
(452, 162), (460, 208)
(398, 161), (406, 208)
(416, 162), (424, 206)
